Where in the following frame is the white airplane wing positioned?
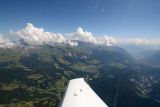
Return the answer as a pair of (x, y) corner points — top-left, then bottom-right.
(60, 78), (108, 107)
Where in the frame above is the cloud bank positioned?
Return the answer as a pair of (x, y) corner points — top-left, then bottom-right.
(1, 23), (160, 47)
(11, 23), (116, 46)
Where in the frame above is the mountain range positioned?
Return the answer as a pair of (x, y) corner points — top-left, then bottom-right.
(0, 41), (160, 107)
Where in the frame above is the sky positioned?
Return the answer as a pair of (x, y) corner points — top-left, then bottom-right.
(0, 0), (160, 39)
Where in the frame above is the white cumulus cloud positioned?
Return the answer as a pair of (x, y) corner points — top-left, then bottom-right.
(12, 23), (67, 45)
(97, 35), (117, 46)
(66, 27), (115, 46)
(68, 27), (98, 44)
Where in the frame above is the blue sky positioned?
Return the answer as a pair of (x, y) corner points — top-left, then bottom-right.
(0, 0), (160, 38)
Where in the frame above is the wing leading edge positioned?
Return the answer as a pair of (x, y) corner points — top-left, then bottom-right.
(60, 78), (108, 107)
